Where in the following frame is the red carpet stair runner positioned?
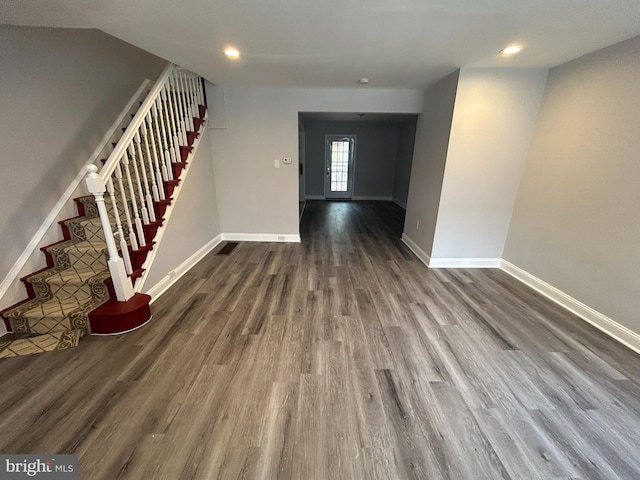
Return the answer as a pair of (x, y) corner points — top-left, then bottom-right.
(0, 70), (207, 358)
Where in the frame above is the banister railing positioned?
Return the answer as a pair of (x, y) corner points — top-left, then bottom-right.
(85, 63), (206, 301)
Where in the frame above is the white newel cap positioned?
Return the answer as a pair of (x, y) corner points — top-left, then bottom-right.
(85, 164), (105, 194)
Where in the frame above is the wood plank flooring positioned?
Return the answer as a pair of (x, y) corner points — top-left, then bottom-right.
(1, 200), (639, 479)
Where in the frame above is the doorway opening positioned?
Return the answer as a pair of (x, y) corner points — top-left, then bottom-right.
(297, 112), (418, 241)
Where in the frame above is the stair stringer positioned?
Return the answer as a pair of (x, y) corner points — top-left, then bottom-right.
(133, 115), (210, 294)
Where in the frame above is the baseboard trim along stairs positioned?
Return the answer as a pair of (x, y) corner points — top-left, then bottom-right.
(0, 64), (208, 358)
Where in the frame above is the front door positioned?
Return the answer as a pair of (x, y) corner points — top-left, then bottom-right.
(325, 135), (356, 199)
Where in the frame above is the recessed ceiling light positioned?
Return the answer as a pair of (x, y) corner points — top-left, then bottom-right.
(224, 47), (240, 59)
(358, 78), (369, 84)
(500, 45), (522, 56)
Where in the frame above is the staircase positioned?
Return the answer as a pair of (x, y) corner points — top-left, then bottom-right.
(0, 64), (207, 358)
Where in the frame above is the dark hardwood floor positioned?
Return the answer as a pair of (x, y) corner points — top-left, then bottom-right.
(1, 200), (639, 479)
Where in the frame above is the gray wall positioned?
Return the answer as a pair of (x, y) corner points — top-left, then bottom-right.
(304, 121), (401, 199)
(404, 71), (460, 256)
(503, 36), (640, 335)
(208, 87), (423, 236)
(430, 68), (548, 261)
(0, 26), (165, 297)
(142, 129), (221, 290)
(392, 118), (417, 207)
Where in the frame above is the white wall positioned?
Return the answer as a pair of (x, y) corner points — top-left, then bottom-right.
(504, 36), (640, 337)
(304, 120), (401, 199)
(208, 87), (423, 236)
(404, 71), (460, 257)
(392, 118), (417, 207)
(142, 129), (221, 290)
(0, 26), (165, 311)
(430, 68), (548, 262)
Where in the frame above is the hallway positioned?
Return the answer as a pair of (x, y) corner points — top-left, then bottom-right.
(1, 201), (639, 479)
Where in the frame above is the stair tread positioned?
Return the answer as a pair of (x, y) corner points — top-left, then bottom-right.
(4, 293), (97, 323)
(65, 216), (102, 226)
(46, 239), (108, 253)
(26, 264), (109, 286)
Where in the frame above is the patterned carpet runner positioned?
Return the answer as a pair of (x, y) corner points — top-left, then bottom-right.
(0, 193), (116, 358)
(0, 330), (84, 358)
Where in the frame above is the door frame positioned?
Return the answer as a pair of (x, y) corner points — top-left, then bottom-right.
(324, 135), (357, 199)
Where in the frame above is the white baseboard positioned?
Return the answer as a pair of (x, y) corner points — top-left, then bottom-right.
(401, 234), (431, 267)
(0, 80), (152, 304)
(392, 198), (407, 209)
(221, 233), (301, 243)
(305, 195), (394, 202)
(500, 260), (640, 355)
(352, 196), (393, 201)
(146, 234), (223, 302)
(429, 257), (501, 268)
(144, 230), (300, 303)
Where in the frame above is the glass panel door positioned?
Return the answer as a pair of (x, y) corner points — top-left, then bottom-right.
(325, 135), (356, 199)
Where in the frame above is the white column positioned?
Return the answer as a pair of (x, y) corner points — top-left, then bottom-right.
(106, 177), (133, 275)
(85, 165), (134, 302)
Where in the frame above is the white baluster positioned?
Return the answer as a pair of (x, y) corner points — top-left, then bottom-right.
(191, 74), (200, 125)
(85, 165), (134, 302)
(183, 71), (194, 128)
(122, 151), (147, 247)
(133, 133), (156, 223)
(151, 102), (170, 186)
(161, 89), (179, 165)
(155, 96), (174, 181)
(165, 84), (184, 164)
(170, 75), (188, 145)
(196, 75), (204, 107)
(114, 162), (139, 251)
(192, 74), (202, 117)
(151, 103), (173, 180)
(188, 73), (196, 105)
(129, 140), (149, 225)
(106, 176), (133, 275)
(176, 72), (191, 139)
(147, 110), (169, 186)
(142, 115), (164, 201)
(180, 71), (195, 131)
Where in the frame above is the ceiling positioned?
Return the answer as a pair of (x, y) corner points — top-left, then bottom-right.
(2, 0), (640, 89)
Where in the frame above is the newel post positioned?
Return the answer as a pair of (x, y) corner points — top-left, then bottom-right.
(85, 165), (135, 302)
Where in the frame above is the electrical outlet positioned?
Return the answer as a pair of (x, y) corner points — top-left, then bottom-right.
(274, 159), (280, 168)
(282, 157), (292, 164)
